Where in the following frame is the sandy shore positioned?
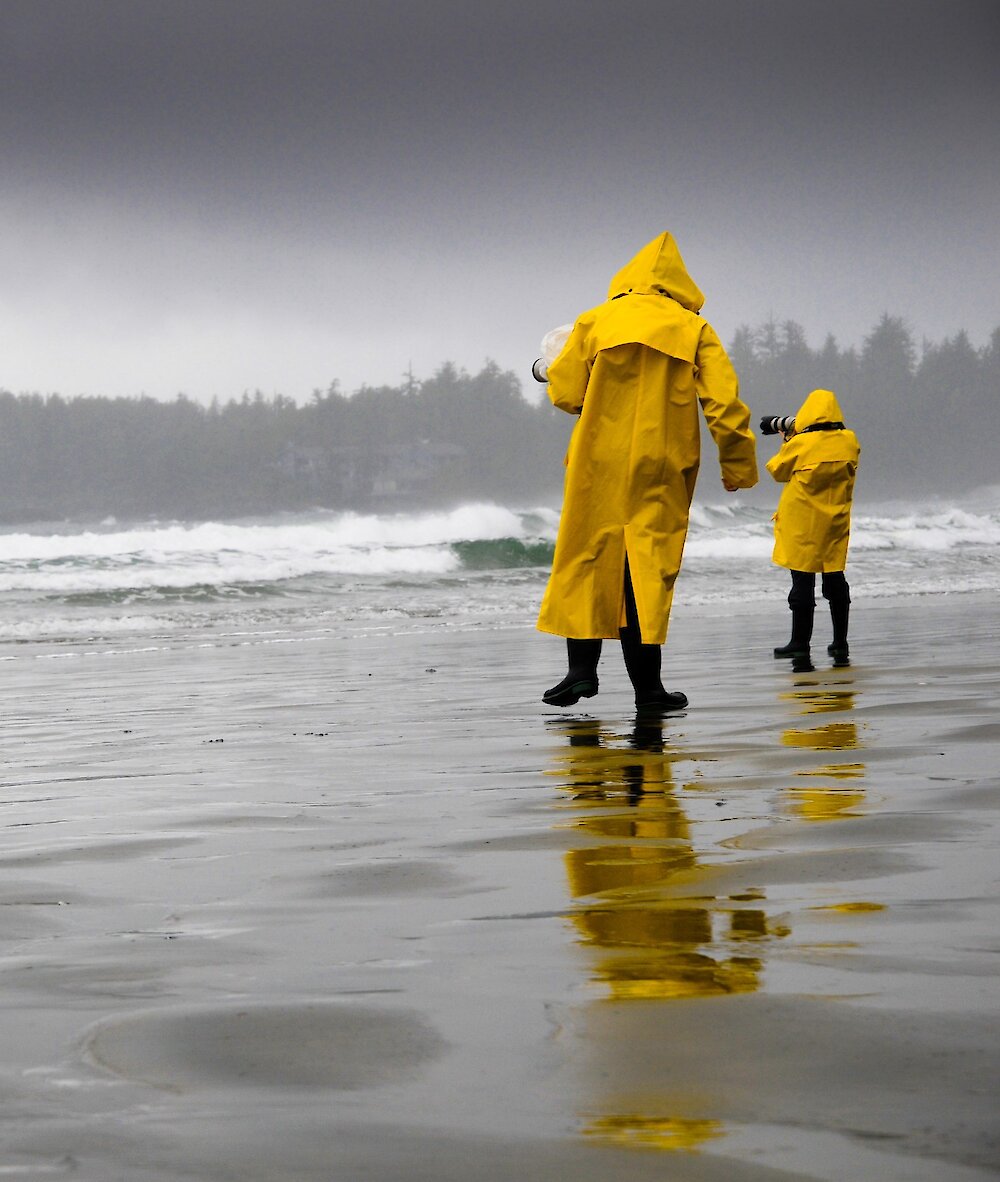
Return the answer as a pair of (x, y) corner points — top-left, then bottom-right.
(1, 592), (998, 1180)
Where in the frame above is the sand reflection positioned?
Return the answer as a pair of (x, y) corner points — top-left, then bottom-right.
(550, 716), (788, 1003)
(547, 716), (789, 1150)
(780, 676), (866, 822)
(549, 671), (878, 1156)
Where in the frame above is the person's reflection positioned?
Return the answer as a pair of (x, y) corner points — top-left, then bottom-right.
(549, 716), (788, 1004)
(790, 650), (851, 674)
(548, 714), (791, 1151)
(779, 675), (865, 820)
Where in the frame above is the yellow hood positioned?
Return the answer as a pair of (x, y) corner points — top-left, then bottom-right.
(795, 388), (846, 431)
(607, 232), (705, 312)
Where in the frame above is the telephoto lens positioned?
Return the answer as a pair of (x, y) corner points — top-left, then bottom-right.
(759, 415), (796, 436)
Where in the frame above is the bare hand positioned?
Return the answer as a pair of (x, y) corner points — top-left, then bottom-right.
(722, 479), (739, 492)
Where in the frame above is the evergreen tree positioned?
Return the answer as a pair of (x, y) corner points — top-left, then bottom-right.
(0, 316), (995, 523)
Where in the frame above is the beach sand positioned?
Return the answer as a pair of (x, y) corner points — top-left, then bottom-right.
(1, 592), (998, 1180)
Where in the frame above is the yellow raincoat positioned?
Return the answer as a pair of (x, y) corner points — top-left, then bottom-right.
(766, 388), (860, 572)
(537, 232), (758, 645)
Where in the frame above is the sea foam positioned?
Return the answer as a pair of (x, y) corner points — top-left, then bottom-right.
(0, 499), (995, 605)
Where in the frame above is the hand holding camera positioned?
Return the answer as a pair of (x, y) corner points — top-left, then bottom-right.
(760, 415), (796, 438)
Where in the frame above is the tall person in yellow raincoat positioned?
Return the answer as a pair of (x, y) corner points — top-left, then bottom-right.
(535, 231), (758, 712)
(764, 388), (860, 663)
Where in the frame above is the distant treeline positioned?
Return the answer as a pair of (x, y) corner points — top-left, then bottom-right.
(0, 316), (996, 523)
(0, 362), (568, 522)
(731, 315), (999, 502)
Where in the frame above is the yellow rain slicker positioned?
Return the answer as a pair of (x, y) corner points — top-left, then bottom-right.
(766, 388), (860, 573)
(537, 232), (758, 644)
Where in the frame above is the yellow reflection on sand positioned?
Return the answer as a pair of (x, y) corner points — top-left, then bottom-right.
(779, 688), (856, 714)
(810, 901), (886, 913)
(549, 669), (886, 1155)
(796, 762), (865, 779)
(549, 717), (789, 1005)
(583, 1113), (724, 1151)
(781, 676), (867, 822)
(782, 721), (860, 750)
(785, 788), (866, 821)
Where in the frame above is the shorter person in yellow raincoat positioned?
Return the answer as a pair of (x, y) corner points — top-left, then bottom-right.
(534, 231), (758, 712)
(764, 389), (860, 662)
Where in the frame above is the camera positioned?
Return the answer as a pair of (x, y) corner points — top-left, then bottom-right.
(759, 415), (796, 436)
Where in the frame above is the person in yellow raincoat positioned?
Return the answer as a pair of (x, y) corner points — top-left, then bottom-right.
(536, 231), (758, 712)
(765, 388), (860, 662)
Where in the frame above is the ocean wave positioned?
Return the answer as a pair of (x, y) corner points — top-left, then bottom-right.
(451, 537), (555, 569)
(0, 504), (556, 596)
(0, 613), (173, 642)
(685, 502), (1000, 559)
(0, 503), (548, 561)
(0, 500), (995, 605)
(0, 546), (461, 595)
(850, 507), (1000, 551)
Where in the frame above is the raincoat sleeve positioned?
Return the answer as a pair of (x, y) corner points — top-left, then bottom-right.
(695, 324), (758, 488)
(545, 321), (591, 415)
(766, 444), (799, 482)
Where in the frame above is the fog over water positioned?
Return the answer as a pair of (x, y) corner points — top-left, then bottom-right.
(1, 0), (997, 406)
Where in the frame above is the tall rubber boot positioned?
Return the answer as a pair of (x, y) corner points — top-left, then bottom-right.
(620, 626), (688, 713)
(620, 557), (686, 712)
(822, 572), (850, 662)
(773, 604), (814, 658)
(828, 599), (850, 661)
(543, 638), (601, 706)
(775, 572), (815, 659)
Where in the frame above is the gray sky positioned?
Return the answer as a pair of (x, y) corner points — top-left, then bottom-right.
(1, 0), (997, 402)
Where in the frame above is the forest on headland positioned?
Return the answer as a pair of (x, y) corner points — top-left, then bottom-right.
(0, 314), (996, 524)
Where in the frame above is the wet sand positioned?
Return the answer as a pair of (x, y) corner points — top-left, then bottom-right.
(1, 592), (998, 1180)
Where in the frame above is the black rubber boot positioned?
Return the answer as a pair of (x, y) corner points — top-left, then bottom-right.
(619, 626), (688, 712)
(773, 605), (814, 658)
(823, 572), (850, 662)
(775, 572), (815, 658)
(618, 557), (687, 711)
(543, 638), (601, 706)
(634, 689), (689, 714)
(827, 600), (850, 661)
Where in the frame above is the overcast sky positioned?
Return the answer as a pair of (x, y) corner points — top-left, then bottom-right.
(1, 0), (997, 403)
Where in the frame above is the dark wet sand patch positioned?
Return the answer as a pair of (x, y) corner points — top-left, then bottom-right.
(0, 835), (195, 867)
(729, 810), (970, 850)
(83, 1001), (447, 1090)
(302, 858), (470, 897)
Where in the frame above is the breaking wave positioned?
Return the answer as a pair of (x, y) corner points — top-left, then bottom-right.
(0, 504), (560, 597)
(0, 499), (997, 600)
(0, 495), (996, 644)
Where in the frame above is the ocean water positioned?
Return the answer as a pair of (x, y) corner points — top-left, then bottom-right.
(0, 491), (997, 650)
